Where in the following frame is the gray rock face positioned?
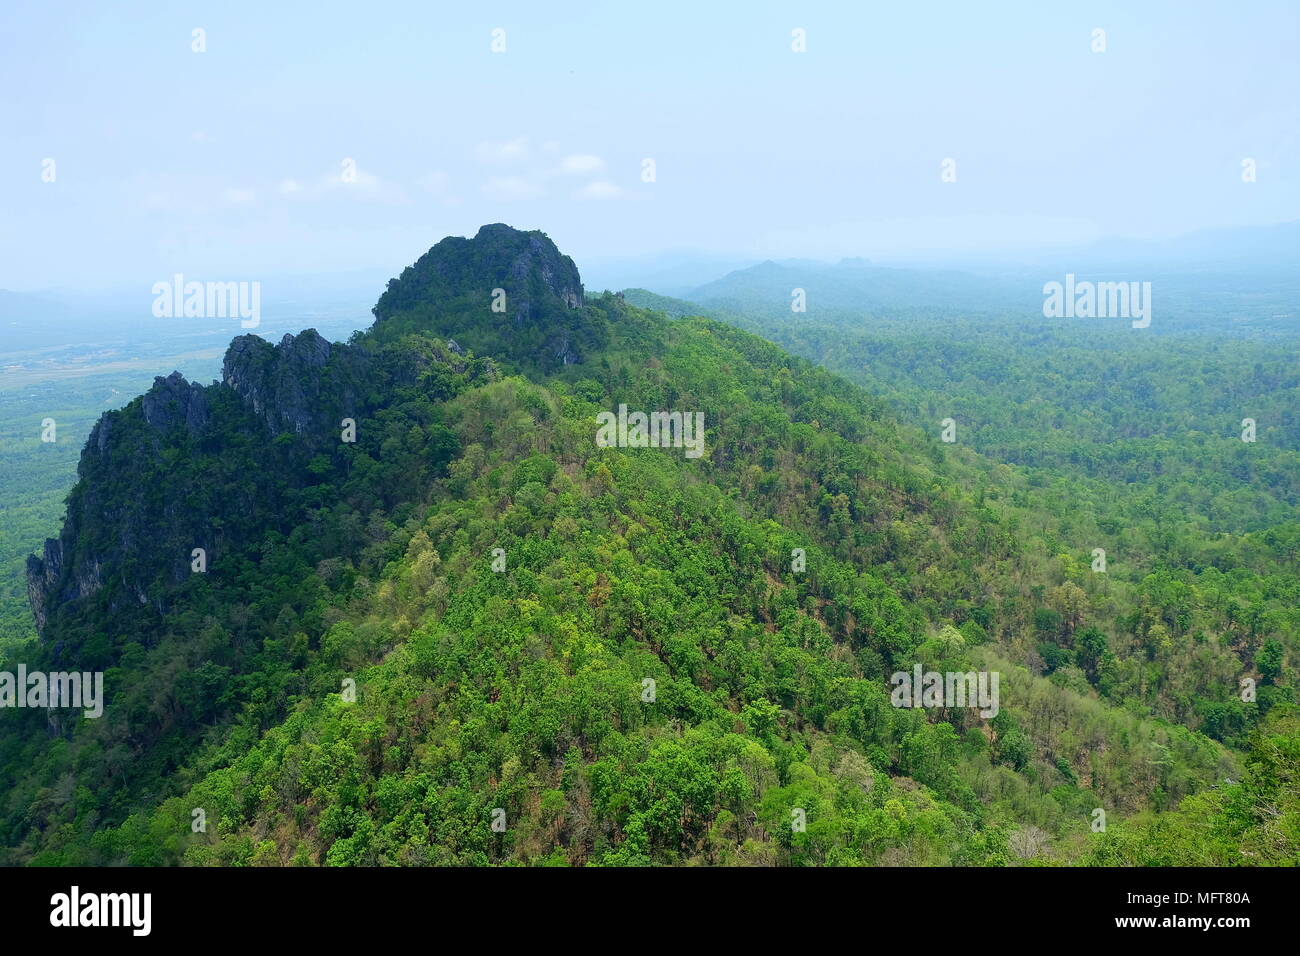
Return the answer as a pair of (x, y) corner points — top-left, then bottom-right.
(142, 370), (209, 433)
(496, 226), (585, 314)
(26, 543), (59, 636)
(25, 233), (518, 642)
(28, 371), (212, 633)
(372, 223), (585, 327)
(27, 532), (103, 638)
(547, 333), (579, 366)
(366, 224), (603, 371)
(223, 328), (353, 436)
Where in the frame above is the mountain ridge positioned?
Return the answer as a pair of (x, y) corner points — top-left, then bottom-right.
(7, 223), (1285, 867)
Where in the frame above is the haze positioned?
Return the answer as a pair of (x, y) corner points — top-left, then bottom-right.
(2, 0), (1297, 296)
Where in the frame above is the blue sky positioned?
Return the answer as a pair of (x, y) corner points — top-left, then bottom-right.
(1, 0), (1296, 290)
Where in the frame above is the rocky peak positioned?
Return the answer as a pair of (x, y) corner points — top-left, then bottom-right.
(372, 223), (584, 323)
(141, 370), (209, 433)
(222, 328), (353, 436)
(367, 224), (602, 371)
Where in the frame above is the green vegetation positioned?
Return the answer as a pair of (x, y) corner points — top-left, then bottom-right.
(1, 226), (1294, 866)
(625, 286), (1300, 747)
(0, 372), (226, 651)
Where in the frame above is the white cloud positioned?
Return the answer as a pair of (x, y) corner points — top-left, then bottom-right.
(558, 154), (605, 175)
(223, 188), (255, 205)
(279, 165), (408, 204)
(472, 138), (617, 201)
(482, 176), (544, 201)
(574, 180), (623, 200)
(474, 136), (531, 165)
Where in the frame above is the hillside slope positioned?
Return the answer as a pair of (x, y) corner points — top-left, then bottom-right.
(6, 225), (1289, 866)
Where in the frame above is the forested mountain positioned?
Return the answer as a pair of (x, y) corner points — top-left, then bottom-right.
(687, 259), (1035, 313)
(2, 225), (1294, 866)
(683, 255), (1300, 337)
(626, 270), (1300, 741)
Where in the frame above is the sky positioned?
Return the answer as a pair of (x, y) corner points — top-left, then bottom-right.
(1, 0), (1297, 293)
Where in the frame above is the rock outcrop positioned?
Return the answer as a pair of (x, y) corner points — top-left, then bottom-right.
(374, 223), (584, 324)
(25, 225), (547, 640)
(141, 370), (210, 433)
(369, 223), (602, 370)
(222, 329), (362, 436)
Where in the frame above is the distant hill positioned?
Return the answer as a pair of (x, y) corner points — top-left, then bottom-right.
(659, 226), (1300, 335)
(0, 289), (74, 324)
(685, 259), (1032, 314)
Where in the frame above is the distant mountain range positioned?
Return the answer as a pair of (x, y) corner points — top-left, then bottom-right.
(623, 221), (1300, 332)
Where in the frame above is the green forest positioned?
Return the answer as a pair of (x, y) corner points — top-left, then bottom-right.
(1, 225), (1295, 866)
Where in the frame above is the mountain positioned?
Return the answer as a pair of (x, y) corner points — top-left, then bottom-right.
(1005, 221), (1300, 272)
(371, 223), (598, 370)
(657, 221), (1300, 334)
(581, 252), (761, 298)
(685, 259), (1035, 315)
(0, 289), (75, 324)
(4, 225), (1292, 867)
